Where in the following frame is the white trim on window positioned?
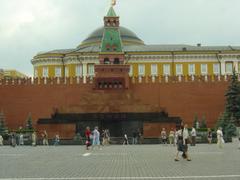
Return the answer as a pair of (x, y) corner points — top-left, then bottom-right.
(138, 64), (145, 76)
(176, 64), (183, 75)
(188, 64), (195, 75)
(201, 64), (208, 75)
(226, 62), (233, 74)
(213, 64), (220, 74)
(88, 64), (95, 76)
(55, 67), (61, 77)
(163, 64), (170, 75)
(151, 64), (158, 76)
(75, 65), (83, 77)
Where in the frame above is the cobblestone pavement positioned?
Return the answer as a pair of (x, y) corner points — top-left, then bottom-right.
(0, 142), (239, 180)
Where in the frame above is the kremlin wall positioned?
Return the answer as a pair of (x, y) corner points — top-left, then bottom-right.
(0, 75), (229, 139)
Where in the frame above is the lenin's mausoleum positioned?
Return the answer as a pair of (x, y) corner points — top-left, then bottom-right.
(0, 5), (240, 139)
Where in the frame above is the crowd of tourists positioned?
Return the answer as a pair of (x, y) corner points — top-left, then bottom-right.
(0, 125), (239, 158)
(0, 131), (60, 147)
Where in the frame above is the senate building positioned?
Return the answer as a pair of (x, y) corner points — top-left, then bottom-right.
(32, 7), (240, 81)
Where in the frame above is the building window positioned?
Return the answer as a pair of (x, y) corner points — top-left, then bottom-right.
(213, 64), (220, 74)
(43, 67), (48, 78)
(138, 64), (145, 76)
(55, 67), (61, 77)
(163, 64), (170, 75)
(188, 64), (195, 75)
(226, 62), (233, 74)
(176, 64), (183, 75)
(88, 64), (95, 76)
(65, 67), (69, 77)
(114, 58), (120, 64)
(75, 65), (82, 77)
(201, 64), (208, 75)
(104, 58), (110, 64)
(151, 64), (158, 76)
(129, 65), (133, 76)
(34, 69), (38, 77)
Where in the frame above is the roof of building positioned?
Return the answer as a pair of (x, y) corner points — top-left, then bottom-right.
(123, 45), (240, 52)
(74, 44), (240, 53)
(36, 45), (240, 56)
(78, 26), (144, 48)
(36, 49), (76, 56)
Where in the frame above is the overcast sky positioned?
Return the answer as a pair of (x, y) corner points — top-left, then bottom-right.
(0, 0), (240, 76)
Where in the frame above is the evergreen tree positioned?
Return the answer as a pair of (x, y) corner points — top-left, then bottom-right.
(0, 111), (7, 135)
(26, 113), (33, 130)
(225, 70), (240, 125)
(216, 111), (236, 138)
(216, 70), (239, 139)
(200, 114), (207, 128)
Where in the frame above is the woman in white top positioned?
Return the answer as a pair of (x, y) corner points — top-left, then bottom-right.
(169, 128), (175, 145)
(123, 134), (129, 145)
(217, 127), (224, 148)
(19, 133), (24, 146)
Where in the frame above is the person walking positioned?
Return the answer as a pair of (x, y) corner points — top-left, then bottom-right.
(85, 127), (91, 150)
(161, 128), (167, 144)
(123, 134), (129, 145)
(32, 131), (37, 146)
(42, 130), (48, 146)
(137, 129), (143, 144)
(132, 130), (137, 145)
(92, 126), (101, 150)
(19, 133), (24, 146)
(175, 124), (191, 161)
(106, 129), (110, 145)
(169, 128), (175, 145)
(0, 134), (3, 146)
(217, 127), (224, 148)
(102, 130), (108, 146)
(207, 128), (212, 144)
(11, 133), (17, 147)
(191, 126), (196, 146)
(54, 134), (60, 146)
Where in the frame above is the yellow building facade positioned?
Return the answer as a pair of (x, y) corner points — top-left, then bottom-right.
(1, 69), (28, 79)
(32, 9), (240, 79)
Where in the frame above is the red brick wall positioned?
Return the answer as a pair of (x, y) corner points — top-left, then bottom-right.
(0, 79), (228, 138)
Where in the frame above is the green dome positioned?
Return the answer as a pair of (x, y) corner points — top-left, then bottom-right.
(78, 26), (144, 48)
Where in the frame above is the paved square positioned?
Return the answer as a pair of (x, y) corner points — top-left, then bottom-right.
(0, 142), (239, 180)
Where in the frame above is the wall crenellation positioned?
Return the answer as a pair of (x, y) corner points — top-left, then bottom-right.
(0, 75), (234, 86)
